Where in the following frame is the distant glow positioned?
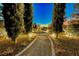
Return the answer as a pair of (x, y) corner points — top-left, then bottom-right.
(40, 25), (48, 27)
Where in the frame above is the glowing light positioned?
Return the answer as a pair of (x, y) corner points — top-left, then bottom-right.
(52, 33), (56, 38)
(28, 33), (37, 39)
(28, 33), (32, 38)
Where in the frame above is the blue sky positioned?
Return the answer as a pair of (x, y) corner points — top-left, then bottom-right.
(33, 3), (74, 25)
(65, 3), (74, 18)
(0, 3), (75, 24)
(33, 3), (53, 25)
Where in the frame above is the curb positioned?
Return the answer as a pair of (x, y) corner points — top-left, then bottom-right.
(15, 36), (38, 56)
(48, 36), (55, 56)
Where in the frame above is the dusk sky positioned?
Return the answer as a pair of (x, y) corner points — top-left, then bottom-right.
(0, 3), (75, 25)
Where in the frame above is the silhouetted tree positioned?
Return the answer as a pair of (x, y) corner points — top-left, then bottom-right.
(24, 4), (33, 33)
(2, 3), (25, 41)
(53, 3), (66, 38)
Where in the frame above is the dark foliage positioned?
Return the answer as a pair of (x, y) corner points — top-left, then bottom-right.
(2, 3), (25, 41)
(24, 4), (33, 33)
(53, 3), (66, 33)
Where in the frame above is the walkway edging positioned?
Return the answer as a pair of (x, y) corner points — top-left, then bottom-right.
(15, 36), (38, 56)
(48, 36), (55, 56)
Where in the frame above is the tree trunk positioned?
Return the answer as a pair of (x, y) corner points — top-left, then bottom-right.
(56, 32), (58, 39)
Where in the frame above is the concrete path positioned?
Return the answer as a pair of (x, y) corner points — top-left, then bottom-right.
(16, 32), (55, 56)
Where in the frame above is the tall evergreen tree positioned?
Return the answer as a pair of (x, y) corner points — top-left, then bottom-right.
(2, 3), (25, 41)
(24, 4), (33, 33)
(53, 3), (66, 38)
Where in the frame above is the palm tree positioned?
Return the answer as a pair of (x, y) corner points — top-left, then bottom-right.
(2, 3), (25, 41)
(24, 3), (33, 33)
(53, 3), (66, 39)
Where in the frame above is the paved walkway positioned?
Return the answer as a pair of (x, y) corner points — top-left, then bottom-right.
(16, 32), (55, 56)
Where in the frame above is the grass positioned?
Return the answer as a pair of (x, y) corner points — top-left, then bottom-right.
(0, 22), (36, 56)
(0, 29), (37, 56)
(50, 33), (79, 56)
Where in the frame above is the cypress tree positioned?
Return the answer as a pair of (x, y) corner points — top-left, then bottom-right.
(53, 3), (66, 38)
(24, 4), (33, 33)
(2, 3), (25, 41)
